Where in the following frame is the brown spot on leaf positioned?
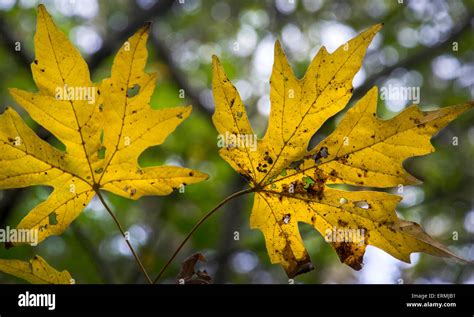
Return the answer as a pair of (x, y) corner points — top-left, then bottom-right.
(332, 242), (366, 271)
(282, 242), (314, 278)
(338, 219), (348, 227)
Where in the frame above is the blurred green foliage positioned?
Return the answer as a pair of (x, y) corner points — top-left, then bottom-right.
(0, 0), (472, 284)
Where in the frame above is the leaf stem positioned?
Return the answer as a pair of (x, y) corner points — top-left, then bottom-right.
(153, 187), (254, 284)
(95, 190), (153, 284)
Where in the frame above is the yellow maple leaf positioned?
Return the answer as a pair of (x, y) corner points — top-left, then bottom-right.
(0, 255), (72, 284)
(212, 24), (473, 277)
(0, 5), (207, 245)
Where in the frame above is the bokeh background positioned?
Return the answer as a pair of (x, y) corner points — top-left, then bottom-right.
(0, 0), (473, 284)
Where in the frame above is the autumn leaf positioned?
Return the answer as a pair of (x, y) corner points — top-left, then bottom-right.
(212, 24), (473, 277)
(0, 5), (207, 245)
(177, 253), (212, 284)
(0, 255), (73, 284)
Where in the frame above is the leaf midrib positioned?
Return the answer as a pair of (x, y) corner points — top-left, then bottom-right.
(259, 38), (367, 186)
(96, 29), (147, 186)
(42, 11), (96, 186)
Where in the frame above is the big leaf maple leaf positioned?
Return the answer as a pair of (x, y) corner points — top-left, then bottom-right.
(0, 255), (72, 284)
(0, 5), (207, 245)
(212, 24), (472, 277)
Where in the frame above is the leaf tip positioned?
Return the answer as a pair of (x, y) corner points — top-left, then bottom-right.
(8, 87), (19, 97)
(405, 173), (423, 186)
(212, 55), (225, 78)
(274, 39), (283, 51)
(357, 23), (383, 44)
(182, 105), (193, 116)
(37, 3), (49, 17)
(142, 21), (152, 33)
(365, 86), (379, 99)
(372, 22), (384, 32)
(194, 170), (210, 181)
(274, 40), (288, 60)
(211, 54), (221, 66)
